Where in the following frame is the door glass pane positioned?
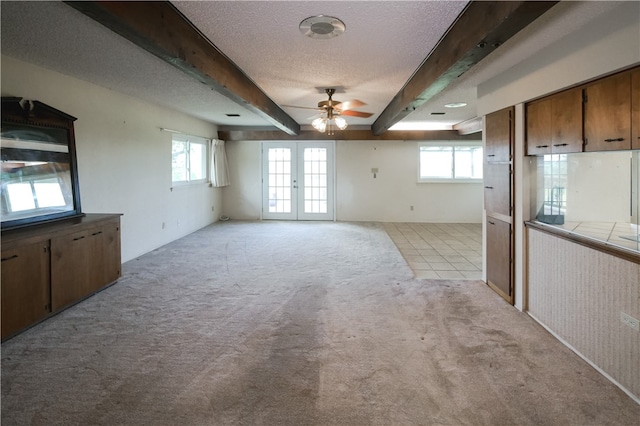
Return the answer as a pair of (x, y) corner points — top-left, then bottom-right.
(303, 148), (328, 214)
(268, 148), (292, 213)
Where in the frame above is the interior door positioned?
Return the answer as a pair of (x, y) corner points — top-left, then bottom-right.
(262, 141), (334, 220)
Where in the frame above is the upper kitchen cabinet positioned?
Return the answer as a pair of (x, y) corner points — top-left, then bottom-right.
(584, 71), (632, 151)
(485, 107), (513, 163)
(526, 87), (583, 155)
(632, 67), (640, 150)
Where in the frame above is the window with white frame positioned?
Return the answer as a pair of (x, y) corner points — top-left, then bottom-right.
(171, 134), (208, 185)
(418, 142), (483, 182)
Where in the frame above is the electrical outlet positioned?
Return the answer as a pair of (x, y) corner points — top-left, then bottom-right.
(621, 312), (640, 332)
(410, 205), (414, 211)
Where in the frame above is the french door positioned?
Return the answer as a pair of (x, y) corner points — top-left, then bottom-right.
(262, 141), (334, 220)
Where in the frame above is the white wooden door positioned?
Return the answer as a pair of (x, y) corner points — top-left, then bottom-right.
(262, 141), (334, 220)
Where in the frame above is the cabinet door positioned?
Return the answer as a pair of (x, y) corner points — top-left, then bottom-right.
(584, 72), (631, 151)
(526, 97), (552, 156)
(485, 107), (513, 163)
(551, 87), (583, 153)
(51, 229), (92, 310)
(98, 220), (121, 286)
(484, 163), (511, 218)
(632, 68), (640, 150)
(486, 217), (512, 303)
(1, 241), (51, 339)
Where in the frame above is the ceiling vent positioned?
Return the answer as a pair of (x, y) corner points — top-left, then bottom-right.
(299, 15), (346, 39)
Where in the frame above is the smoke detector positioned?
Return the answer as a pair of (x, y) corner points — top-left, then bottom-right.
(299, 15), (346, 39)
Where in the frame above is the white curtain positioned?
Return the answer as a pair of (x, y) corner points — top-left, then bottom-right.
(211, 139), (230, 187)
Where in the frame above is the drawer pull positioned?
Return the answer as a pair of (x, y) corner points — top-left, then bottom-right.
(73, 236), (85, 241)
(488, 220), (495, 225)
(553, 143), (568, 147)
(484, 186), (494, 189)
(487, 154), (496, 157)
(1, 254), (19, 262)
(92, 231), (103, 236)
(604, 138), (624, 143)
(536, 145), (549, 148)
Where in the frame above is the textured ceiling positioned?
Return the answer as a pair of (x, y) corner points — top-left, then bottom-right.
(0, 1), (631, 132)
(172, 0), (468, 128)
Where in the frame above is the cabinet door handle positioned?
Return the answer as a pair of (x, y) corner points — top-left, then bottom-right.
(604, 138), (624, 143)
(484, 186), (494, 189)
(73, 236), (85, 241)
(536, 145), (549, 148)
(92, 231), (103, 236)
(487, 154), (496, 157)
(553, 143), (568, 147)
(488, 220), (495, 225)
(1, 254), (19, 262)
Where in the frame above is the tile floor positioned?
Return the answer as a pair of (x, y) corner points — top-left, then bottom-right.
(383, 222), (483, 280)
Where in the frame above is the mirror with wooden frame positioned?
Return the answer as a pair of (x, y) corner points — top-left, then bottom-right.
(1, 97), (82, 230)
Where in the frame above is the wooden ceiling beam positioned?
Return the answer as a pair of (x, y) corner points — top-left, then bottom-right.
(372, 1), (558, 136)
(454, 116), (483, 135)
(65, 1), (300, 135)
(218, 129), (480, 142)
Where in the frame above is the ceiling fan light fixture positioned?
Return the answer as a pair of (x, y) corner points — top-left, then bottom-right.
(334, 116), (348, 130)
(312, 117), (327, 132)
(299, 15), (346, 39)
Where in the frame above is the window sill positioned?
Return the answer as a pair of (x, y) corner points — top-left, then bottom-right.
(417, 179), (484, 184)
(170, 181), (211, 191)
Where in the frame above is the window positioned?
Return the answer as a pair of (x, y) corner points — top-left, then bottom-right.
(419, 143), (483, 182)
(171, 134), (208, 185)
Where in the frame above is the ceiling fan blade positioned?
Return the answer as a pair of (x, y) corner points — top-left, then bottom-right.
(335, 99), (366, 111)
(339, 110), (373, 118)
(281, 104), (325, 111)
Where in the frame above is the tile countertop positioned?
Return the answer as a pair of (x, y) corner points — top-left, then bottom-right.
(556, 222), (639, 252)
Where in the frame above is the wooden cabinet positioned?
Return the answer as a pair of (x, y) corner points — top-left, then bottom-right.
(486, 217), (512, 302)
(1, 214), (121, 340)
(484, 163), (511, 218)
(584, 71), (632, 151)
(484, 106), (514, 305)
(1, 241), (51, 338)
(485, 107), (513, 163)
(526, 87), (583, 155)
(632, 68), (640, 150)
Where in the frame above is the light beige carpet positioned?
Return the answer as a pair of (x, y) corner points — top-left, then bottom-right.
(2, 221), (639, 425)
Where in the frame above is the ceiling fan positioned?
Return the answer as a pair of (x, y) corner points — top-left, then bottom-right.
(284, 88), (373, 134)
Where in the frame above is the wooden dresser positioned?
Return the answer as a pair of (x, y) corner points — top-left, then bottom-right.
(1, 214), (122, 340)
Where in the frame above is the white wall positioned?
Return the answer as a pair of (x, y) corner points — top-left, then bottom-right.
(1, 56), (220, 262)
(566, 151), (632, 223)
(477, 1), (640, 115)
(336, 140), (482, 222)
(222, 139), (484, 223)
(222, 140), (262, 220)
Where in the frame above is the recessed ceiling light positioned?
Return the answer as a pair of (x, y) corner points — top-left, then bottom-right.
(444, 102), (467, 108)
(299, 15), (346, 39)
